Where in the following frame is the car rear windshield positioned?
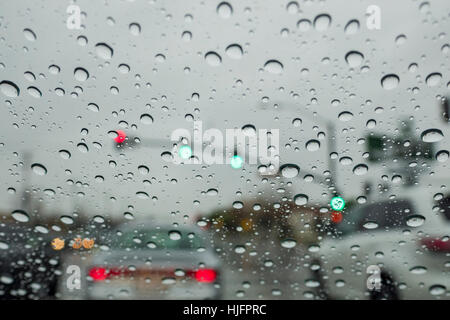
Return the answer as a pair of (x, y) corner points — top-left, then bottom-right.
(336, 199), (415, 235)
(110, 229), (206, 250)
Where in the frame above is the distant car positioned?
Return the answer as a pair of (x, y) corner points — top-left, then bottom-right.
(0, 224), (61, 299)
(310, 188), (450, 300)
(57, 223), (222, 299)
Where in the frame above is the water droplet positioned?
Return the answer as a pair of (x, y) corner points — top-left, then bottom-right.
(207, 188), (218, 196)
(232, 201), (243, 209)
(182, 31), (192, 41)
(59, 150), (71, 159)
(294, 194), (308, 205)
(429, 285), (446, 295)
(406, 215), (426, 227)
(138, 165), (149, 174)
(353, 164), (368, 175)
(23, 28), (36, 41)
(421, 129), (444, 143)
(140, 114), (153, 124)
(297, 19), (311, 32)
(436, 150), (449, 162)
(93, 215), (105, 223)
(118, 64), (130, 74)
(31, 163), (47, 175)
(285, 1), (299, 14)
(381, 74), (400, 90)
(11, 210), (29, 223)
(48, 64), (60, 75)
(339, 156), (353, 165)
(129, 23), (141, 36)
(205, 51), (222, 66)
(169, 230), (181, 240)
(338, 111), (353, 121)
(234, 246), (246, 254)
(425, 72), (442, 87)
(95, 43), (113, 60)
(344, 19), (360, 35)
(264, 60), (283, 74)
(0, 80), (20, 97)
(225, 44), (243, 59)
(345, 51), (364, 68)
(77, 143), (89, 153)
(162, 277), (176, 285)
(60, 215), (74, 224)
(363, 221), (378, 229)
(280, 164), (299, 178)
(281, 239), (297, 249)
(313, 14), (331, 31)
(74, 67), (89, 81)
(88, 103), (99, 112)
(27, 86), (42, 98)
(305, 139), (320, 151)
(217, 2), (233, 18)
(136, 191), (149, 199)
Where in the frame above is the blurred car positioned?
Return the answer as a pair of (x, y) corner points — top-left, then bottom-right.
(310, 187), (450, 300)
(57, 223), (222, 299)
(0, 223), (61, 299)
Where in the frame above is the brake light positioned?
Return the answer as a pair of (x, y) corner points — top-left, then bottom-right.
(89, 267), (108, 281)
(194, 269), (217, 283)
(420, 237), (450, 252)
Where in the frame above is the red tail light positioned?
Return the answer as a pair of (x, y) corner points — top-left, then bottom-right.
(89, 267), (109, 281)
(193, 269), (217, 283)
(89, 267), (124, 281)
(420, 237), (450, 252)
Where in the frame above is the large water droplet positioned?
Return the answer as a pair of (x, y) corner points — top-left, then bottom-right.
(297, 19), (311, 32)
(313, 14), (331, 31)
(406, 215), (425, 227)
(205, 51), (222, 66)
(95, 43), (113, 60)
(77, 143), (89, 153)
(74, 68), (89, 81)
(169, 230), (181, 240)
(425, 73), (442, 87)
(0, 81), (20, 97)
(353, 164), (368, 175)
(345, 51), (364, 68)
(226, 44), (243, 59)
(280, 164), (299, 178)
(23, 28), (36, 41)
(338, 111), (353, 121)
(421, 129), (444, 143)
(264, 60), (283, 74)
(294, 194), (308, 205)
(363, 221), (378, 229)
(306, 139), (320, 151)
(12, 210), (30, 223)
(140, 114), (153, 124)
(344, 19), (360, 35)
(31, 163), (47, 175)
(381, 74), (399, 90)
(429, 285), (446, 295)
(436, 150), (449, 162)
(217, 2), (233, 18)
(129, 23), (141, 36)
(281, 239), (297, 249)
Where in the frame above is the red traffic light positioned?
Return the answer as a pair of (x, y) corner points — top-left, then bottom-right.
(114, 130), (127, 143)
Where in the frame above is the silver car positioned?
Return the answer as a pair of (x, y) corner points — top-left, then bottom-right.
(58, 223), (222, 299)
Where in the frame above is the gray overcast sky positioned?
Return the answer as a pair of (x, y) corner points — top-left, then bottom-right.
(0, 0), (449, 223)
